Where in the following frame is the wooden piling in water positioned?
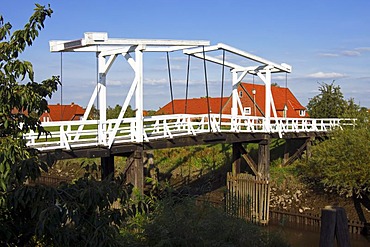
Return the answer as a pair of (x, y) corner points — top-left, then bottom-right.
(319, 206), (337, 247)
(319, 206), (351, 247)
(336, 207), (351, 247)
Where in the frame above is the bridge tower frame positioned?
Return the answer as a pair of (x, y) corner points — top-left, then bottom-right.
(50, 32), (292, 147)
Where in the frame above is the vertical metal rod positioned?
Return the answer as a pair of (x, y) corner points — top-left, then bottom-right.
(60, 52), (63, 121)
(202, 46), (211, 131)
(96, 46), (99, 118)
(185, 54), (191, 114)
(219, 49), (225, 127)
(96, 45), (100, 143)
(166, 52), (175, 114)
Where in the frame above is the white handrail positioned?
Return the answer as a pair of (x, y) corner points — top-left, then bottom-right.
(24, 115), (355, 151)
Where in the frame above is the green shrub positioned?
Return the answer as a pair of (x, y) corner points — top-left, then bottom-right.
(123, 196), (290, 247)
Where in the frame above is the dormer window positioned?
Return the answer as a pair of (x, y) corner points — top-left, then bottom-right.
(239, 91), (243, 98)
(299, 110), (306, 117)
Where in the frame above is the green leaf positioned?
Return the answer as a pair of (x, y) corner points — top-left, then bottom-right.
(0, 179), (6, 191)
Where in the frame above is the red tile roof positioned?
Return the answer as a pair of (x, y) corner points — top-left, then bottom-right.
(157, 82), (308, 118)
(157, 97), (228, 115)
(40, 103), (85, 122)
(236, 83), (308, 118)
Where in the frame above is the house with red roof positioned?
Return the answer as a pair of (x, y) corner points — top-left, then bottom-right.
(157, 82), (308, 118)
(40, 103), (85, 122)
(156, 97), (228, 115)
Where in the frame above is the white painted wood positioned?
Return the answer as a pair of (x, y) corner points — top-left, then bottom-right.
(41, 33), (357, 153)
(25, 116), (354, 151)
(135, 47), (144, 143)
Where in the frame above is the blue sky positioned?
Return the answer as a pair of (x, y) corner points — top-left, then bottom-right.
(2, 0), (370, 110)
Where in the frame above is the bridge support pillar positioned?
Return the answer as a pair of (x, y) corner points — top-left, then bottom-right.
(258, 138), (270, 178)
(125, 149), (144, 194)
(232, 143), (241, 175)
(283, 139), (292, 165)
(306, 137), (313, 161)
(282, 137), (313, 166)
(133, 150), (144, 194)
(101, 156), (114, 180)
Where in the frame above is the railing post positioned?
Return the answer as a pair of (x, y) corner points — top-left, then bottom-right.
(60, 125), (65, 149)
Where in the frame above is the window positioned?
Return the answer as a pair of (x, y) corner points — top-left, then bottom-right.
(243, 107), (251, 115)
(299, 110), (306, 117)
(239, 91), (243, 98)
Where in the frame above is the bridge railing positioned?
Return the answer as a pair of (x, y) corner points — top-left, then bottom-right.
(24, 120), (103, 151)
(24, 115), (355, 151)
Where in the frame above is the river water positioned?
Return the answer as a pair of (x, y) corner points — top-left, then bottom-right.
(269, 223), (369, 246)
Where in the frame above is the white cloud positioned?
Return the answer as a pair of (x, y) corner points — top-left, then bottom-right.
(318, 53), (339, 57)
(168, 56), (188, 61)
(355, 47), (370, 52)
(341, 50), (361, 57)
(168, 64), (184, 71)
(273, 75), (289, 81)
(144, 76), (210, 85)
(318, 46), (370, 58)
(107, 80), (125, 86)
(159, 55), (188, 62)
(306, 72), (346, 79)
(144, 78), (168, 85)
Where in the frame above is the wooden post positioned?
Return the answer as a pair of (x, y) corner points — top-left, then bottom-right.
(145, 151), (158, 187)
(335, 207), (351, 247)
(232, 143), (241, 175)
(123, 148), (144, 194)
(133, 149), (144, 194)
(320, 206), (351, 247)
(283, 139), (290, 166)
(320, 206), (337, 247)
(101, 155), (114, 180)
(258, 138), (270, 178)
(306, 137), (313, 161)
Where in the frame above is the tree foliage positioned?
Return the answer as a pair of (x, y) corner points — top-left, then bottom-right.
(301, 82), (370, 220)
(306, 81), (356, 118)
(298, 95), (370, 221)
(106, 104), (135, 119)
(2, 165), (134, 246)
(0, 3), (59, 201)
(0, 5), (134, 246)
(299, 128), (370, 198)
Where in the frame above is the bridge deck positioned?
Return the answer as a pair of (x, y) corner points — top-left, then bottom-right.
(25, 114), (353, 158)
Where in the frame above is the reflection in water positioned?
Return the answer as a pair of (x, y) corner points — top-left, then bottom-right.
(269, 223), (369, 247)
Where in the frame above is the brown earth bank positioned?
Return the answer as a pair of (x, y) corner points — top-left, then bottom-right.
(269, 179), (370, 223)
(199, 182), (370, 224)
(192, 173), (370, 224)
(41, 158), (370, 225)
